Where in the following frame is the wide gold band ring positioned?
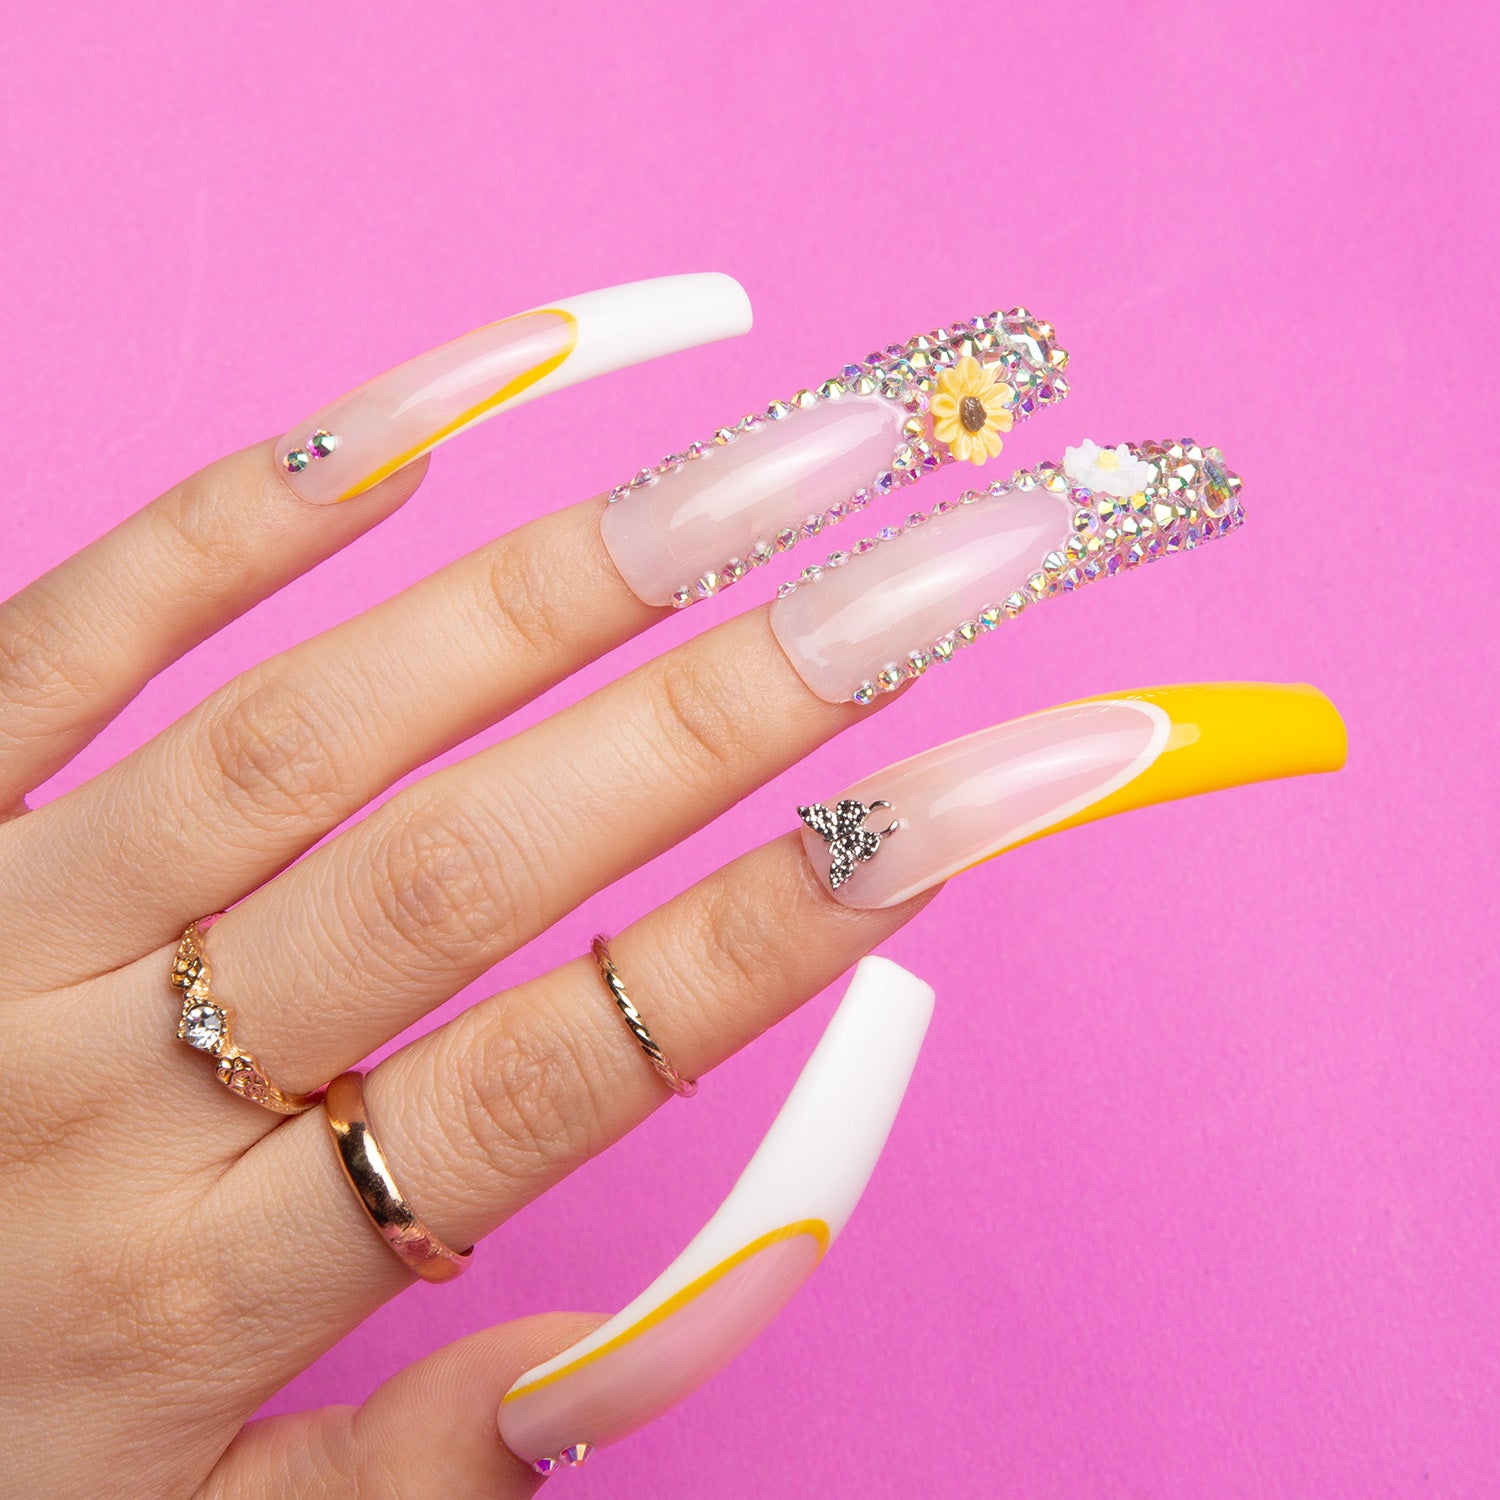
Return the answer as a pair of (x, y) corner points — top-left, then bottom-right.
(323, 1071), (474, 1284)
(171, 916), (320, 1115)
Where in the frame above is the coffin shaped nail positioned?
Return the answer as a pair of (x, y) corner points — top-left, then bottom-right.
(498, 956), (933, 1474)
(599, 310), (1069, 606)
(771, 439), (1243, 704)
(276, 273), (753, 504)
(798, 683), (1346, 907)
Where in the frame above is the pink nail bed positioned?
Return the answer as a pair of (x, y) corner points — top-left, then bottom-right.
(274, 273), (753, 505)
(772, 439), (1246, 705)
(599, 310), (1069, 608)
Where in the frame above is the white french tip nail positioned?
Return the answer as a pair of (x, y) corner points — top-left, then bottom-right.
(498, 956), (934, 1469)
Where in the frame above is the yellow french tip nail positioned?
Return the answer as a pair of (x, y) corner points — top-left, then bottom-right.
(798, 682), (1347, 908)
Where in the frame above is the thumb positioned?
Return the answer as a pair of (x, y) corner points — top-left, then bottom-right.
(203, 1313), (605, 1500)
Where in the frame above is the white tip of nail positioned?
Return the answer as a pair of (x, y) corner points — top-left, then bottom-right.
(525, 273), (752, 405)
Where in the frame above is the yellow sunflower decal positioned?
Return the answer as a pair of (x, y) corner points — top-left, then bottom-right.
(930, 356), (1015, 465)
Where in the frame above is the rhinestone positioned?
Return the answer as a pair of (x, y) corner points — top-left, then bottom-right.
(1201, 458), (1236, 517)
(1027, 571), (1049, 596)
(956, 620), (979, 644)
(532, 1457), (561, 1476)
(902, 415), (926, 440)
(694, 572), (721, 599)
(826, 550), (850, 568)
(793, 389), (818, 409)
(854, 537), (879, 555)
(1153, 501), (1176, 529)
(631, 468), (657, 488)
(766, 400), (792, 420)
(1042, 550), (1067, 575)
(723, 557), (748, 582)
(776, 581), (798, 600)
(738, 414), (765, 434)
(978, 605), (1001, 629)
(685, 441), (711, 459)
(874, 471), (896, 494)
(670, 587), (693, 609)
(907, 650), (932, 675)
(1015, 471), (1038, 491)
(561, 1444), (593, 1467)
(307, 429), (339, 458)
(848, 488), (871, 511)
(877, 525), (902, 542)
(1002, 592), (1027, 616)
(826, 501), (848, 523)
(801, 515), (823, 539)
(714, 427), (736, 445)
(749, 541), (775, 566)
(799, 565), (824, 585)
(282, 449), (310, 473)
(181, 1004), (226, 1052)
(852, 681), (878, 705)
(775, 527), (798, 551)
(878, 663), (907, 691)
(932, 636), (956, 662)
(607, 484), (630, 503)
(818, 380), (845, 400)
(1072, 509), (1099, 535)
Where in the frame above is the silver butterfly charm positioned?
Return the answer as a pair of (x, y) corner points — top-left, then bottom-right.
(797, 797), (900, 889)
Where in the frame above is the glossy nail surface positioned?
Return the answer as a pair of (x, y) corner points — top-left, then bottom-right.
(800, 684), (1348, 907)
(276, 273), (752, 504)
(600, 310), (1069, 608)
(499, 956), (933, 1471)
(772, 439), (1245, 704)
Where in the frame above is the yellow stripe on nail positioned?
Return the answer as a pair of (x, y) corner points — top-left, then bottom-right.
(337, 308), (580, 501)
(502, 1218), (831, 1402)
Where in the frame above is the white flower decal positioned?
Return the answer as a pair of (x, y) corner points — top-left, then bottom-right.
(1062, 440), (1155, 498)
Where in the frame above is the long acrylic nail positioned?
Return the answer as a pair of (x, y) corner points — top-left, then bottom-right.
(772, 439), (1243, 704)
(599, 311), (1069, 607)
(275, 273), (752, 504)
(498, 956), (933, 1474)
(798, 683), (1347, 907)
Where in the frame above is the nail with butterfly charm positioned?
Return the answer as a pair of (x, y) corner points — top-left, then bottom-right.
(798, 683), (1348, 905)
(796, 798), (901, 890)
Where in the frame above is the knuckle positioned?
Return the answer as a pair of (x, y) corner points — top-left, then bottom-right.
(201, 671), (349, 828)
(650, 651), (757, 788)
(480, 539), (566, 662)
(144, 484), (252, 598)
(697, 870), (796, 1005)
(456, 1010), (595, 1186)
(0, 588), (109, 719)
(368, 791), (536, 961)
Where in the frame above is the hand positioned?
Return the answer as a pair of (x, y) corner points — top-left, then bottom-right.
(0, 277), (951, 1497)
(3, 278), (1279, 1496)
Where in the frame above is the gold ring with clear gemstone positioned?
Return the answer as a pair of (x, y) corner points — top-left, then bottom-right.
(171, 916), (321, 1115)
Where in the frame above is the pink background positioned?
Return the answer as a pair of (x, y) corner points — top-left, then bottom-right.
(4, 3), (1494, 1495)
